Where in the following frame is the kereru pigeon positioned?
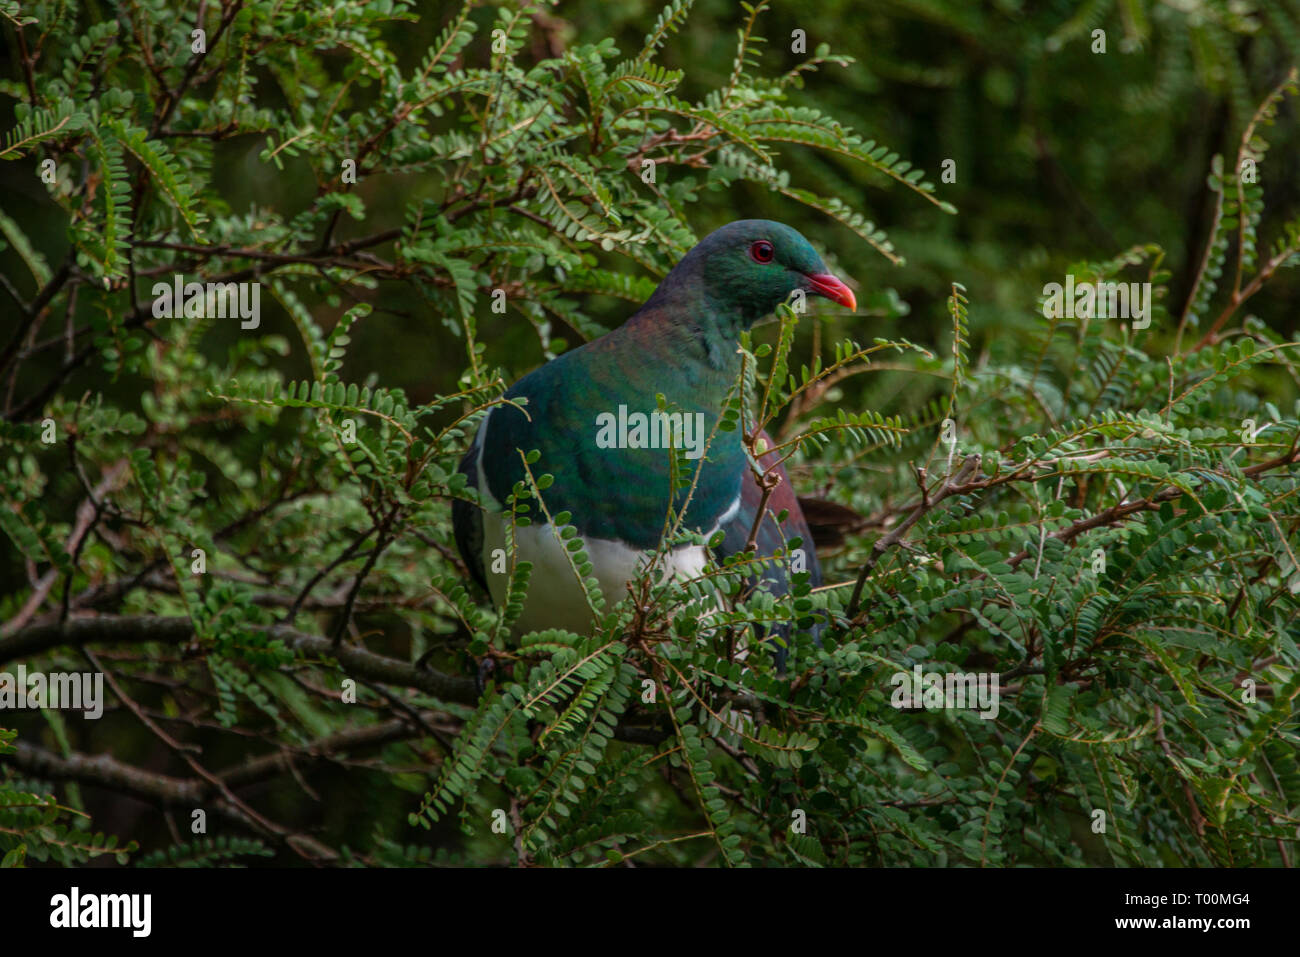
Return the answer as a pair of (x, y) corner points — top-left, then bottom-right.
(453, 220), (856, 662)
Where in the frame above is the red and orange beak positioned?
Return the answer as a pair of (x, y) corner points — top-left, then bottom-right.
(804, 272), (857, 312)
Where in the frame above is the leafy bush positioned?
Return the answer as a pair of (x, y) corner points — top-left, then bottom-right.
(1, 0), (1298, 867)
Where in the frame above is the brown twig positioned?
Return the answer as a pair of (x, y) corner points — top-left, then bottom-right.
(846, 454), (982, 621)
(1153, 704), (1206, 837)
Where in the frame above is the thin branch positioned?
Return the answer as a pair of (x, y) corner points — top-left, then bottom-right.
(847, 455), (982, 621)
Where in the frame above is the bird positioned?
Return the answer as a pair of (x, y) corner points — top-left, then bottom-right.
(453, 219), (856, 664)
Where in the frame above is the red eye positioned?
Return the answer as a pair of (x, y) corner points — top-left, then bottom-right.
(749, 240), (775, 264)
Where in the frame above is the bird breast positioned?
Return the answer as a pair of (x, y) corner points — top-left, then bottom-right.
(480, 508), (715, 636)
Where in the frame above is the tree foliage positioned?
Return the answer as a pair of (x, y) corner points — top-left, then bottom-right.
(1, 0), (1298, 867)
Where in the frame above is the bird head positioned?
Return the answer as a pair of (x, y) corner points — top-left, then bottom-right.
(686, 219), (857, 329)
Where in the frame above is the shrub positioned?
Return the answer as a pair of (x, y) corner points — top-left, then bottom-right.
(1, 0), (1298, 867)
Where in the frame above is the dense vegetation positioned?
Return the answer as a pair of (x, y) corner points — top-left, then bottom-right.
(1, 0), (1298, 867)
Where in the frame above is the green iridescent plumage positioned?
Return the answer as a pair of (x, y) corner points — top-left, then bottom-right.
(454, 219), (855, 641)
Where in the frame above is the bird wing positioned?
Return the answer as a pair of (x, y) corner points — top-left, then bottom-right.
(713, 431), (823, 666)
